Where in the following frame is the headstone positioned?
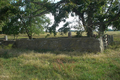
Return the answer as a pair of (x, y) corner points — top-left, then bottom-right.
(4, 35), (8, 41)
(68, 31), (71, 38)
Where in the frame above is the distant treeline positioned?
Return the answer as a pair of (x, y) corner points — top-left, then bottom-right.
(107, 29), (120, 31)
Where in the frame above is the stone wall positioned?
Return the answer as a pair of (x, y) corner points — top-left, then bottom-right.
(15, 38), (104, 52)
(102, 34), (114, 48)
(0, 40), (15, 49)
(0, 41), (15, 46)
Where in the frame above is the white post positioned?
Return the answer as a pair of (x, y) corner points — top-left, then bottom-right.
(4, 35), (8, 41)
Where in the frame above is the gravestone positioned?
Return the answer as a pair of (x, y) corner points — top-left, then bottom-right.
(68, 31), (71, 38)
(102, 34), (114, 48)
(4, 35), (8, 41)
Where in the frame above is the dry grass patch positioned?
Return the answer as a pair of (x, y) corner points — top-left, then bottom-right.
(0, 48), (120, 80)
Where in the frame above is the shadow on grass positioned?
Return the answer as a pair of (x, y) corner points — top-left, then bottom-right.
(33, 49), (92, 56)
(0, 50), (18, 59)
(108, 41), (120, 50)
(0, 48), (89, 59)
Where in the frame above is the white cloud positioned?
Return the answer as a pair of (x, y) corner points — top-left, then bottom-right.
(49, 0), (61, 3)
(46, 0), (83, 31)
(46, 13), (83, 31)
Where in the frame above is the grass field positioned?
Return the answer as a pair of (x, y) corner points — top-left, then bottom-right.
(0, 31), (85, 39)
(0, 31), (120, 80)
(0, 31), (120, 39)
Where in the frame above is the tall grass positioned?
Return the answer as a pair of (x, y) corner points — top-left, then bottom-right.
(0, 31), (120, 80)
(0, 49), (120, 80)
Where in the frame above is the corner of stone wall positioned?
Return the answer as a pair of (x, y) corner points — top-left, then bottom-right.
(98, 37), (104, 53)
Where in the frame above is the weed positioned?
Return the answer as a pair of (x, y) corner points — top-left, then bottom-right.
(0, 50), (12, 58)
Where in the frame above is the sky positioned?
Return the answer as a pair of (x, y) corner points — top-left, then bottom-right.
(52, 0), (61, 3)
(46, 13), (81, 31)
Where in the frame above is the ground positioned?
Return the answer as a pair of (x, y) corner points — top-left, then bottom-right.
(0, 31), (120, 80)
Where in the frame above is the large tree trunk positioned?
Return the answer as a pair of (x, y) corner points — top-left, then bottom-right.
(87, 27), (93, 37)
(79, 13), (93, 37)
(25, 28), (32, 39)
(99, 27), (104, 37)
(81, 9), (93, 37)
(86, 18), (93, 37)
(28, 34), (32, 39)
(27, 31), (32, 39)
(86, 6), (94, 37)
(99, 25), (106, 37)
(78, 9), (94, 37)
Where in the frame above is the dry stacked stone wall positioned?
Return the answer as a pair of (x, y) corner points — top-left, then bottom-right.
(15, 38), (104, 52)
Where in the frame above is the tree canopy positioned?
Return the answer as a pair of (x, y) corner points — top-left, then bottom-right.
(0, 0), (19, 27)
(1, 0), (120, 38)
(1, 0), (51, 39)
(47, 0), (120, 37)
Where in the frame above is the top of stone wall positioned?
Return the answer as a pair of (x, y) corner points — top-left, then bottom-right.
(17, 37), (99, 41)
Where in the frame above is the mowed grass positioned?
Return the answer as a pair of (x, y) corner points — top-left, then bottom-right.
(0, 31), (120, 80)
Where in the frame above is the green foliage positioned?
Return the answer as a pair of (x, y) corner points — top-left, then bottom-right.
(16, 0), (51, 39)
(0, 0), (20, 39)
(2, 15), (21, 39)
(0, 0), (18, 28)
(4, 44), (13, 49)
(0, 50), (13, 58)
(48, 0), (120, 37)
(1, 0), (51, 39)
(112, 18), (120, 30)
(76, 31), (83, 37)
(0, 44), (13, 49)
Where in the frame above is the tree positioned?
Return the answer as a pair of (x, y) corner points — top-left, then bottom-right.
(19, 14), (50, 39)
(2, 15), (21, 39)
(45, 0), (120, 37)
(108, 0), (120, 30)
(2, 0), (51, 39)
(17, 0), (51, 39)
(0, 0), (18, 27)
(1, 0), (22, 39)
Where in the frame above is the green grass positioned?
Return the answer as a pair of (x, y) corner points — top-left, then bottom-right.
(0, 31), (120, 80)
(0, 31), (119, 40)
(0, 32), (84, 40)
(0, 49), (120, 80)
(0, 33), (70, 40)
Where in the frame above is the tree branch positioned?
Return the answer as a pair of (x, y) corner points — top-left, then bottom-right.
(32, 7), (44, 14)
(31, 1), (45, 5)
(93, 12), (120, 26)
(31, 10), (49, 17)
(104, 0), (113, 15)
